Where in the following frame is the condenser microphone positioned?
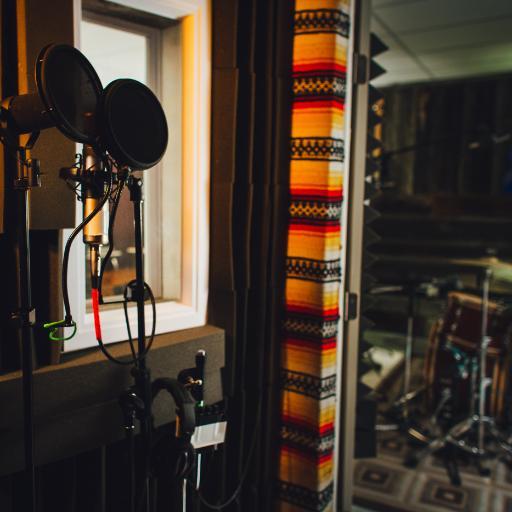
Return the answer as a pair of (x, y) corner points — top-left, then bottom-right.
(81, 144), (109, 290)
(82, 144), (109, 247)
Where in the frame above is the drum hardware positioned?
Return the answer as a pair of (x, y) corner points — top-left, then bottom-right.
(374, 281), (421, 435)
(429, 388), (451, 432)
(406, 268), (512, 483)
(375, 276), (460, 436)
(392, 386), (426, 411)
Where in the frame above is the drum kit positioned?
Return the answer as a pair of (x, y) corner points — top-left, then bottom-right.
(377, 257), (512, 485)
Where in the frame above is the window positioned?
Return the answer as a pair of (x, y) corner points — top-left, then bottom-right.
(63, 0), (210, 352)
(81, 14), (164, 303)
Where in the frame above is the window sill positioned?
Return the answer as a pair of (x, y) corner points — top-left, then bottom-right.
(0, 325), (224, 476)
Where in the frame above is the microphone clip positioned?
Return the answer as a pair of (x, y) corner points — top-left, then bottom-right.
(14, 156), (41, 190)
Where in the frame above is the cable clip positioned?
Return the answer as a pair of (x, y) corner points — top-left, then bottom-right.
(43, 318), (77, 341)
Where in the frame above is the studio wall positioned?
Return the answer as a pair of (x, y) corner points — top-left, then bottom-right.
(207, 0), (294, 510)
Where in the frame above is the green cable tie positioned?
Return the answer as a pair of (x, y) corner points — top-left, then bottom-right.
(43, 319), (77, 341)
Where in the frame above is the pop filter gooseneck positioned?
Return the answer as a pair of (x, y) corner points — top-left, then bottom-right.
(0, 43), (103, 512)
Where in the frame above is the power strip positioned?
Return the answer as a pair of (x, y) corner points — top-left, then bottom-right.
(191, 402), (226, 449)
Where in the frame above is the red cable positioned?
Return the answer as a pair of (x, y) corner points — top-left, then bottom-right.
(91, 288), (103, 341)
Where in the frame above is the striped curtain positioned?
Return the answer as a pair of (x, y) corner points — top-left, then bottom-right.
(278, 1), (350, 511)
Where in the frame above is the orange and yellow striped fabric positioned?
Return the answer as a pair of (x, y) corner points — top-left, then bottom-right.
(278, 1), (350, 511)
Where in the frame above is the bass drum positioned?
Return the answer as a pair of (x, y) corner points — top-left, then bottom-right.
(425, 292), (512, 424)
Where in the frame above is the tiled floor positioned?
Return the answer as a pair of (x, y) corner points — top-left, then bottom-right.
(353, 432), (512, 512)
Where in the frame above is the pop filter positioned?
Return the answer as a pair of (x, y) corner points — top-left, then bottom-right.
(100, 79), (168, 170)
(36, 44), (103, 143)
(1, 44), (102, 143)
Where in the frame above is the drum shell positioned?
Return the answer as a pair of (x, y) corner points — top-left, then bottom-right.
(441, 292), (510, 353)
(425, 292), (512, 423)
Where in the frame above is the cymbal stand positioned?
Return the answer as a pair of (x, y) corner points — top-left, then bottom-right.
(406, 268), (512, 480)
(376, 283), (426, 440)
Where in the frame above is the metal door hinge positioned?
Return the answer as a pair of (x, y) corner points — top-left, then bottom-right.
(353, 53), (368, 84)
(345, 292), (358, 321)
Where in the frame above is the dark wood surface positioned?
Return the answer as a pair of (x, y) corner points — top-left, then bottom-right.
(0, 325), (224, 476)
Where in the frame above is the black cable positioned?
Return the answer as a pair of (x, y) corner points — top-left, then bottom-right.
(190, 400), (263, 510)
(61, 165), (113, 323)
(123, 299), (137, 361)
(98, 178), (125, 300)
(124, 280), (156, 356)
(95, 281), (156, 366)
(91, 162), (157, 365)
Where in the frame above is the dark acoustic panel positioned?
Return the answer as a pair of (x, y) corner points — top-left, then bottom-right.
(0, 325), (224, 476)
(213, 0), (239, 69)
(0, 4), (4, 234)
(22, 0), (76, 230)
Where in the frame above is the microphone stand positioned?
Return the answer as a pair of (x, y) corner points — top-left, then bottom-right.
(127, 174), (153, 512)
(11, 132), (40, 512)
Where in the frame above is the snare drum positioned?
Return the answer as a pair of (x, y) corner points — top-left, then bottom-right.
(425, 292), (512, 423)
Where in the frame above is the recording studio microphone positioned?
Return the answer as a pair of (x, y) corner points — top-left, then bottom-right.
(81, 143), (109, 291)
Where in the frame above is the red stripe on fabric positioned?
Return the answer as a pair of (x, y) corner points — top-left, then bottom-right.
(290, 197), (344, 205)
(289, 220), (340, 228)
(293, 96), (345, 105)
(284, 337), (337, 350)
(289, 219), (342, 227)
(289, 220), (340, 230)
(293, 63), (347, 74)
(319, 421), (335, 435)
(291, 190), (343, 200)
(293, 99), (344, 111)
(318, 452), (333, 465)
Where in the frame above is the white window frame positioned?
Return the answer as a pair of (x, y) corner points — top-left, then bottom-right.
(64, 0), (211, 352)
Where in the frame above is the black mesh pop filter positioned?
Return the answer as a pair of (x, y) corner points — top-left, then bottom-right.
(36, 44), (103, 144)
(100, 79), (168, 170)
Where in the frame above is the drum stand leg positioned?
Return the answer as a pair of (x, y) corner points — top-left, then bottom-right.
(377, 285), (426, 440)
(405, 269), (512, 481)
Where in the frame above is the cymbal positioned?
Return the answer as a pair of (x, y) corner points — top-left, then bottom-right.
(449, 257), (512, 271)
(377, 254), (512, 282)
(447, 257), (512, 284)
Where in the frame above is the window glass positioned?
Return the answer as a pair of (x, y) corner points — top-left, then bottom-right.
(81, 20), (147, 85)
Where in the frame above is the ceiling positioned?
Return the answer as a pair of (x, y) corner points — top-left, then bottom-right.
(371, 0), (512, 86)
